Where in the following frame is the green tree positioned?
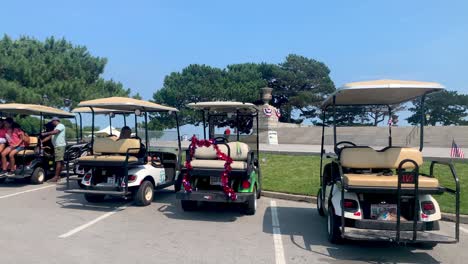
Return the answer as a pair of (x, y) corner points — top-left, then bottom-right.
(273, 54), (335, 123)
(0, 35), (130, 108)
(151, 54), (335, 128)
(407, 90), (468, 126)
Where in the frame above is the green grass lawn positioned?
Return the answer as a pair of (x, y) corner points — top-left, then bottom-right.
(260, 153), (468, 215)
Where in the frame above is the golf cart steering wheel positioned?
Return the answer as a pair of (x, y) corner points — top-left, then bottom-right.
(334, 141), (357, 155)
(213, 137), (229, 144)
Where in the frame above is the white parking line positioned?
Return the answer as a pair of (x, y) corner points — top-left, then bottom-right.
(460, 226), (468, 234)
(58, 203), (129, 238)
(0, 185), (55, 199)
(270, 200), (286, 264)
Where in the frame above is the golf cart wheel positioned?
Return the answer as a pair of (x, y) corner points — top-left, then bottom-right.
(134, 180), (154, 206)
(174, 173), (183, 193)
(84, 193), (106, 203)
(244, 186), (257, 215)
(0, 178), (5, 184)
(317, 189), (325, 216)
(416, 242), (438, 249)
(77, 180), (85, 189)
(181, 200), (198, 211)
(327, 206), (343, 244)
(30, 167), (45, 184)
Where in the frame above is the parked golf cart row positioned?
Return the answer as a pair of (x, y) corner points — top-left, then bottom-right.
(63, 98), (261, 214)
(0, 79), (462, 248)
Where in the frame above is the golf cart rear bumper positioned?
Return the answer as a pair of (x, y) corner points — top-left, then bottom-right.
(343, 227), (457, 244)
(176, 190), (253, 203)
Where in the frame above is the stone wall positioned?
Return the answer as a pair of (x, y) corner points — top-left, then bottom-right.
(258, 126), (468, 147)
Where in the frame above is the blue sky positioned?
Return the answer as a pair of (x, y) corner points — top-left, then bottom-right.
(2, 0), (467, 98)
(1, 0), (467, 130)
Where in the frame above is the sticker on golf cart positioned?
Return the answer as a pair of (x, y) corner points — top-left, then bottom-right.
(159, 170), (165, 183)
(371, 204), (399, 221)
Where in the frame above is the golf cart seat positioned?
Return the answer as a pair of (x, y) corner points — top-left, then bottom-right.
(15, 136), (39, 156)
(340, 147), (440, 191)
(78, 138), (141, 166)
(190, 142), (251, 171)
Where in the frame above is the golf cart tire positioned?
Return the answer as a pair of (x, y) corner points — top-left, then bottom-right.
(317, 189), (325, 216)
(0, 178), (5, 184)
(244, 186), (257, 215)
(416, 242), (438, 249)
(84, 193), (106, 203)
(30, 167), (45, 184)
(328, 206), (343, 244)
(174, 173), (183, 193)
(181, 200), (198, 211)
(134, 180), (154, 206)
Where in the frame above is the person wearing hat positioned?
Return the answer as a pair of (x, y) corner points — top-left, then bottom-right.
(41, 117), (66, 183)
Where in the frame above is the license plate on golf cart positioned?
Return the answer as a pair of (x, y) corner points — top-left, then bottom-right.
(210, 176), (221, 186)
(371, 204), (398, 221)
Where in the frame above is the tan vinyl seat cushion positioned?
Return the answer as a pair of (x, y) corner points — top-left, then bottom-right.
(16, 149), (36, 156)
(193, 142), (250, 161)
(93, 138), (140, 154)
(343, 173), (439, 188)
(78, 155), (138, 164)
(341, 147), (423, 169)
(191, 160), (247, 170)
(28, 136), (39, 147)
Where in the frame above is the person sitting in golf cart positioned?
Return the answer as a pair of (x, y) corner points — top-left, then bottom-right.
(0, 118), (6, 156)
(118, 126), (132, 140)
(0, 118), (26, 176)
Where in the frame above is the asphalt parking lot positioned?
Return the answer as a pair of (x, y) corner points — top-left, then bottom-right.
(0, 180), (467, 264)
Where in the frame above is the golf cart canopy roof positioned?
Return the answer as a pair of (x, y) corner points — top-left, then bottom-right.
(0, 103), (75, 118)
(321, 79), (445, 109)
(71, 107), (131, 114)
(77, 97), (178, 112)
(187, 101), (258, 113)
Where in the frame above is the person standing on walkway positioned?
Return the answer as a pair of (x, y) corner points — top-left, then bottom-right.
(41, 117), (66, 183)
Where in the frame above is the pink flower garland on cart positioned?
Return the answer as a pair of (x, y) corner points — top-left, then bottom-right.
(182, 135), (237, 201)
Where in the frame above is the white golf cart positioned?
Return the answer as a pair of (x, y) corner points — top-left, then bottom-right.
(68, 107), (132, 185)
(317, 80), (460, 247)
(64, 97), (182, 206)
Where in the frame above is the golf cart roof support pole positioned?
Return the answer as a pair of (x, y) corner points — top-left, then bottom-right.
(332, 96), (337, 147)
(388, 105), (392, 147)
(78, 113), (83, 142)
(134, 113), (138, 137)
(123, 114), (127, 127)
(236, 109), (240, 141)
(109, 115), (112, 135)
(175, 112), (182, 161)
(144, 111), (149, 159)
(202, 110), (206, 140)
(319, 110), (326, 190)
(74, 115), (79, 144)
(90, 107), (95, 155)
(419, 94), (426, 151)
(256, 111), (259, 158)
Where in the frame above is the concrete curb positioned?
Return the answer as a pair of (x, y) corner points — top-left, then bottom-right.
(261, 191), (468, 224)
